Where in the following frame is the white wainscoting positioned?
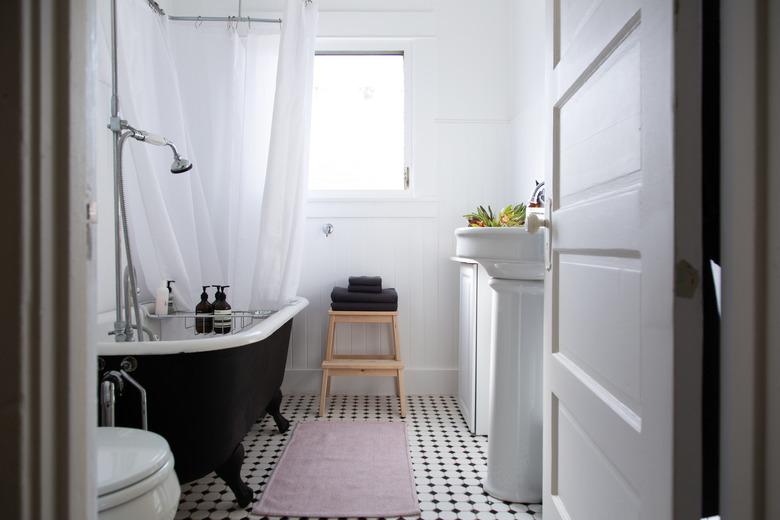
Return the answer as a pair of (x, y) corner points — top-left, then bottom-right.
(282, 200), (457, 395)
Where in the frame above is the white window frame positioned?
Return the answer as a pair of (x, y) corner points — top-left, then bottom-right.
(307, 39), (414, 200)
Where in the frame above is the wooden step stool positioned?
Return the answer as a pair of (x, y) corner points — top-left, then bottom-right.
(319, 310), (407, 417)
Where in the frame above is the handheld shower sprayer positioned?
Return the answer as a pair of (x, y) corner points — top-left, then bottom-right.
(109, 120), (193, 343)
(127, 126), (193, 174)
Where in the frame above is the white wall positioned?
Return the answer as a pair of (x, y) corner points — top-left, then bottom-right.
(96, 0), (523, 395)
(287, 0), (516, 395)
(509, 0), (547, 202)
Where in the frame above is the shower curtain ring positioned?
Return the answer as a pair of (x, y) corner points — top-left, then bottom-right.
(195, 15), (203, 28)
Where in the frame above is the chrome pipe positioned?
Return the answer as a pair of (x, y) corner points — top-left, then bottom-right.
(100, 380), (116, 427)
(135, 324), (158, 341)
(110, 0), (118, 117)
(122, 267), (136, 341)
(122, 267), (156, 340)
(120, 370), (148, 430)
(110, 0), (126, 341)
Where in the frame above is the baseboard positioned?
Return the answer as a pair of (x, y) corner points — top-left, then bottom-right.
(281, 367), (457, 396)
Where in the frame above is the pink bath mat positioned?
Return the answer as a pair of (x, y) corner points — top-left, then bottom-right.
(253, 421), (420, 518)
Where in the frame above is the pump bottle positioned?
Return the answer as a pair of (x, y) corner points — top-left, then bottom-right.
(213, 285), (232, 334)
(166, 280), (176, 314)
(195, 286), (213, 334)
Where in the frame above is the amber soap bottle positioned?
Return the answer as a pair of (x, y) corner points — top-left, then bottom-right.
(213, 285), (232, 334)
(195, 285), (213, 334)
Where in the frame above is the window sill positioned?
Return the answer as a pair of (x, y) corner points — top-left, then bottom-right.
(305, 198), (439, 219)
(306, 189), (413, 200)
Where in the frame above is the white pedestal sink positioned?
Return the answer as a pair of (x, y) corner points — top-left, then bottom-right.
(454, 227), (544, 503)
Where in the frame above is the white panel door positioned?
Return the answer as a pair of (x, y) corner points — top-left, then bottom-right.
(542, 0), (696, 519)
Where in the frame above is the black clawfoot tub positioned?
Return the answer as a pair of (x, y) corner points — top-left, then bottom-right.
(98, 298), (308, 508)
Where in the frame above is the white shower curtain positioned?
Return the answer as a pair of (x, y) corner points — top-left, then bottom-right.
(251, 0), (319, 308)
(112, 0), (318, 310)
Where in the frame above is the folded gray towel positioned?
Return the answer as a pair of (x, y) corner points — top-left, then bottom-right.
(348, 276), (382, 287)
(331, 287), (398, 304)
(331, 302), (398, 312)
(348, 284), (382, 294)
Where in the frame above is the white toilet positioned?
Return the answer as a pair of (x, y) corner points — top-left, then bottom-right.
(97, 427), (180, 520)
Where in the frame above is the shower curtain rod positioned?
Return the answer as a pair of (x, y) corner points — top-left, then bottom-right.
(168, 15), (282, 24)
(164, 0), (285, 24)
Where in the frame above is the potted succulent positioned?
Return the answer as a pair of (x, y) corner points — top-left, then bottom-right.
(463, 204), (527, 228)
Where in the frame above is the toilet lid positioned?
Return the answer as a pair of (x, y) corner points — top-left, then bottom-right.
(97, 427), (173, 496)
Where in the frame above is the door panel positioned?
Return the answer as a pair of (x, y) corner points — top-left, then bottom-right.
(553, 0), (641, 88)
(558, 31), (641, 198)
(555, 189), (641, 250)
(543, 0), (688, 518)
(557, 255), (642, 412)
(556, 401), (640, 520)
(551, 353), (644, 482)
(558, 0), (601, 57)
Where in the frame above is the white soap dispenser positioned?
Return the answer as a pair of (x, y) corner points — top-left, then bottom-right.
(155, 281), (169, 315)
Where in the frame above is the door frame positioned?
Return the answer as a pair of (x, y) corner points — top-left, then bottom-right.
(0, 0), (96, 518)
(720, 0), (779, 518)
(672, 0), (705, 516)
(662, 1), (709, 513)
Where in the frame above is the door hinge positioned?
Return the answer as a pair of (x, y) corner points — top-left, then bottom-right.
(675, 259), (700, 298)
(404, 166), (410, 190)
(87, 200), (98, 224)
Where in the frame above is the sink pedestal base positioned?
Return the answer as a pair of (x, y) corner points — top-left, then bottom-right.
(483, 278), (544, 503)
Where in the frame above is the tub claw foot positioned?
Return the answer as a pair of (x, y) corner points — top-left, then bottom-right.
(273, 414), (290, 434)
(215, 443), (253, 508)
(266, 388), (290, 433)
(233, 483), (253, 508)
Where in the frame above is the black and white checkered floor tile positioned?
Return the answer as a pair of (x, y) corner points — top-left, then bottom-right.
(175, 394), (543, 520)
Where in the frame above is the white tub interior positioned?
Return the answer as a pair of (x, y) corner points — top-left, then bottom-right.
(96, 297), (309, 356)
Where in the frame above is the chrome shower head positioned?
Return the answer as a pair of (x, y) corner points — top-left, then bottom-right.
(129, 128), (193, 174)
(170, 151), (192, 174)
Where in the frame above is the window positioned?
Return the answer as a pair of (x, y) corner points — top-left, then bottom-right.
(308, 51), (409, 192)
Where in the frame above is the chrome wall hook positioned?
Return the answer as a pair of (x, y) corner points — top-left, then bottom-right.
(322, 223), (334, 237)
